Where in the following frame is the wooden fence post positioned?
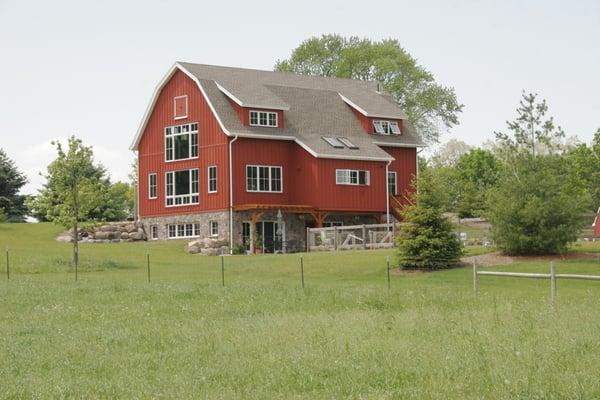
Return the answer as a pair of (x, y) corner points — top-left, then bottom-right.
(221, 255), (225, 287)
(386, 256), (391, 290)
(550, 261), (557, 306)
(333, 227), (338, 251)
(300, 255), (305, 289)
(146, 251), (150, 283)
(5, 246), (9, 281)
(473, 260), (478, 297)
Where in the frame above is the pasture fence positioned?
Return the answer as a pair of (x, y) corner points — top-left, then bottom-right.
(473, 260), (600, 305)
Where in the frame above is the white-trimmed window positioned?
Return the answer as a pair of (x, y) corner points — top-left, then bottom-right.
(166, 169), (199, 206)
(167, 223), (200, 239)
(174, 95), (188, 120)
(148, 173), (157, 199)
(150, 225), (158, 240)
(388, 171), (398, 195)
(209, 221), (219, 236)
(208, 166), (217, 193)
(165, 123), (198, 161)
(246, 165), (282, 193)
(323, 221), (343, 227)
(249, 110), (278, 127)
(373, 120), (401, 135)
(336, 169), (370, 186)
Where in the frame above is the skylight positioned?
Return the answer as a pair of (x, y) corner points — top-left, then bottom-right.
(338, 137), (358, 149)
(322, 136), (344, 148)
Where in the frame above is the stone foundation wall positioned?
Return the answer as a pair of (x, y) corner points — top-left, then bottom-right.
(141, 211), (230, 241)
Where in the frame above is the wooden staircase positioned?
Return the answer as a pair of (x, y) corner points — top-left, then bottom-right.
(389, 195), (404, 222)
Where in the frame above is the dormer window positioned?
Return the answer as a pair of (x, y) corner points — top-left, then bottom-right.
(250, 110), (278, 127)
(373, 120), (401, 135)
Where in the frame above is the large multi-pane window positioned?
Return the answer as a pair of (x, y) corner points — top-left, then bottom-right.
(165, 122), (198, 161)
(335, 169), (370, 186)
(388, 171), (398, 195)
(167, 223), (200, 239)
(246, 165), (282, 192)
(249, 110), (278, 127)
(208, 166), (217, 193)
(166, 169), (199, 206)
(148, 173), (157, 199)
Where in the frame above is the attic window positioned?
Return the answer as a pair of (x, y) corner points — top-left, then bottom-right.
(322, 137), (344, 148)
(337, 137), (358, 149)
(373, 120), (401, 135)
(174, 95), (188, 120)
(249, 110), (277, 127)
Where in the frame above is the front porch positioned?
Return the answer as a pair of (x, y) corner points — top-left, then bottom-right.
(232, 204), (387, 254)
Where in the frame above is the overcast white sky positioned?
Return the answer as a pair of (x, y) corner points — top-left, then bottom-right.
(1, 0), (599, 194)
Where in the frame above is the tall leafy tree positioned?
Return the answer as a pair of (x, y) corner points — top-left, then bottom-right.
(0, 149), (27, 222)
(276, 35), (463, 143)
(33, 137), (107, 267)
(487, 93), (589, 254)
(565, 129), (600, 211)
(454, 149), (500, 218)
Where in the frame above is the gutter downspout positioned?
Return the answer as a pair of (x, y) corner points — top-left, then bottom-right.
(416, 148), (425, 195)
(385, 160), (392, 231)
(228, 135), (239, 254)
(135, 150), (140, 222)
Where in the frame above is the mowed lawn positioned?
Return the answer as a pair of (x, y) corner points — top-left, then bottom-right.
(2, 224), (600, 399)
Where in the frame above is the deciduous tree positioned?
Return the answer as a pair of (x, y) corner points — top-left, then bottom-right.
(276, 35), (463, 143)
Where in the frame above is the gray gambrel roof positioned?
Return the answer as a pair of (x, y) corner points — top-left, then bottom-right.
(131, 62), (425, 161)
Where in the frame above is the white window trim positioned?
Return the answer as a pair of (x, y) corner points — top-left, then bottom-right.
(335, 169), (370, 186)
(150, 225), (159, 240)
(208, 165), (217, 194)
(249, 110), (278, 127)
(388, 171), (398, 195)
(246, 164), (283, 193)
(209, 220), (219, 237)
(165, 169), (200, 208)
(173, 95), (188, 120)
(148, 173), (157, 199)
(167, 223), (200, 239)
(373, 120), (401, 135)
(164, 122), (199, 163)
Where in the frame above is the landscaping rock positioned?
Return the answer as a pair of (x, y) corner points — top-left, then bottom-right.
(57, 221), (147, 244)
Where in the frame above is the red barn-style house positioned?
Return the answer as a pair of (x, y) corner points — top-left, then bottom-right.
(130, 62), (424, 252)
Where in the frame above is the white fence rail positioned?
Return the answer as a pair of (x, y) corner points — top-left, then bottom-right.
(473, 261), (600, 305)
(307, 223), (394, 252)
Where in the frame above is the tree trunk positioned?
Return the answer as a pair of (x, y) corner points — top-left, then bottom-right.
(72, 180), (79, 270)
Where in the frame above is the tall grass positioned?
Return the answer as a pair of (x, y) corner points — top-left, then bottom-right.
(1, 223), (600, 398)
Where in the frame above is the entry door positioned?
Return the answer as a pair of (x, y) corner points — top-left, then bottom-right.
(255, 221), (284, 253)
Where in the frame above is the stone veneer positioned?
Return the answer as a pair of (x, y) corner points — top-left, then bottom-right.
(141, 211), (230, 241)
(142, 210), (383, 251)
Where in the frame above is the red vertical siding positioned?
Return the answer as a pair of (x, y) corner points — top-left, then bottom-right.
(231, 138), (388, 212)
(138, 70), (229, 217)
(381, 146), (417, 203)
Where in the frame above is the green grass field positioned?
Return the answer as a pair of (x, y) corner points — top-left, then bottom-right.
(2, 223), (600, 399)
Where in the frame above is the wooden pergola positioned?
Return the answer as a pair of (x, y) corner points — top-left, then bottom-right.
(233, 204), (387, 253)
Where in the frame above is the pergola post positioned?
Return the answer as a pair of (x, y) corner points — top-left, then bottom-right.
(250, 211), (264, 254)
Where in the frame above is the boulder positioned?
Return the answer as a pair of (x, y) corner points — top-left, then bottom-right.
(129, 231), (144, 241)
(94, 231), (110, 240)
(201, 248), (219, 256)
(121, 232), (129, 240)
(125, 224), (137, 233)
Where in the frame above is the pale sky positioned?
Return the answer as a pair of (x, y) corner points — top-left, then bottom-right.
(1, 0), (599, 194)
